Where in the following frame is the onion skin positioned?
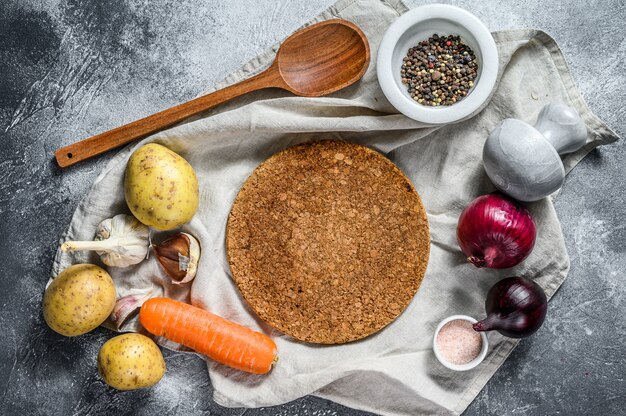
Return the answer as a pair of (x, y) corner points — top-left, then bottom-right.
(473, 276), (548, 338)
(457, 193), (536, 269)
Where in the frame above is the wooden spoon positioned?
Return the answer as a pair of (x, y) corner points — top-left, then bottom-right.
(55, 19), (370, 168)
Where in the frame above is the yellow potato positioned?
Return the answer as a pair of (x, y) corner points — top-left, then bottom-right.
(124, 143), (199, 230)
(43, 264), (116, 337)
(97, 333), (166, 390)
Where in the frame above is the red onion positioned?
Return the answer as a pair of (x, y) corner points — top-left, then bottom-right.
(457, 193), (536, 269)
(473, 276), (548, 338)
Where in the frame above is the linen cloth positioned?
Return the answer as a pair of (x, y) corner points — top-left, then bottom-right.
(51, 0), (619, 414)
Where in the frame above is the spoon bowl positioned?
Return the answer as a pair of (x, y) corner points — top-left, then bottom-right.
(276, 19), (370, 96)
(55, 19), (370, 168)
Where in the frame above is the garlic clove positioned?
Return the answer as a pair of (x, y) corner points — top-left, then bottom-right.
(157, 254), (184, 280)
(110, 291), (154, 329)
(153, 232), (201, 284)
(154, 235), (188, 281)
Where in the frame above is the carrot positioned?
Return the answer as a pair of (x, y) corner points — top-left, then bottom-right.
(139, 298), (277, 374)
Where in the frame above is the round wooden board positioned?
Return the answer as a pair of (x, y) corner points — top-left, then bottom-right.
(226, 140), (430, 344)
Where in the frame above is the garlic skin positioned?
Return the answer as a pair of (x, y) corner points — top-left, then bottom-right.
(61, 214), (150, 267)
(153, 232), (201, 284)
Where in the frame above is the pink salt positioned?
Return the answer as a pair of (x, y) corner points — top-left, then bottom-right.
(436, 319), (482, 365)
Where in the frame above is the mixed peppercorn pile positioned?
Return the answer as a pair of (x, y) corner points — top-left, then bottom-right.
(401, 34), (478, 106)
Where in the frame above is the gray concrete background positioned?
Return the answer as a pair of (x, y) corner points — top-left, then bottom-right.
(0, 0), (624, 415)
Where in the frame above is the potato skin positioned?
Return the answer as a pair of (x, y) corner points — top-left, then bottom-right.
(98, 333), (166, 390)
(124, 143), (199, 230)
(43, 264), (116, 337)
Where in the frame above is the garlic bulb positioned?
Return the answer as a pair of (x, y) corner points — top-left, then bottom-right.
(62, 214), (150, 267)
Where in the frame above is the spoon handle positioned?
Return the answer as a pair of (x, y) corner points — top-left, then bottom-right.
(55, 63), (283, 168)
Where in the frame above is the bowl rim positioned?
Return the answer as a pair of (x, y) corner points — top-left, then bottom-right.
(432, 314), (489, 371)
(377, 4), (499, 124)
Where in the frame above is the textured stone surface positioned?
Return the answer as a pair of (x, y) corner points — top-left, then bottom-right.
(0, 0), (623, 415)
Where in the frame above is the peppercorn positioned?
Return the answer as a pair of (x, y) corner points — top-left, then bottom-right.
(400, 34), (478, 106)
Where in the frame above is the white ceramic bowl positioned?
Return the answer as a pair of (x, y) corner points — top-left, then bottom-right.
(377, 4), (498, 124)
(433, 315), (489, 371)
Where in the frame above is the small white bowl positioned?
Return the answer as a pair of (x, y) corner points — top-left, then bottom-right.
(433, 315), (489, 371)
(377, 4), (498, 124)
